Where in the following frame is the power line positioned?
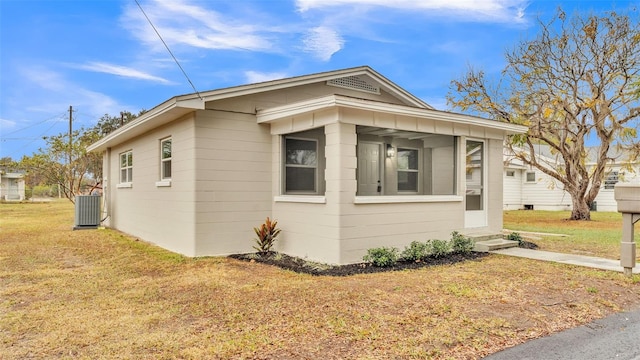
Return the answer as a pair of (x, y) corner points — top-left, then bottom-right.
(134, 0), (203, 100)
(2, 115), (63, 159)
(2, 112), (67, 137)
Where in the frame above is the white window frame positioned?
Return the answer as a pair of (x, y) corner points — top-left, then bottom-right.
(283, 136), (319, 195)
(397, 147), (420, 193)
(119, 150), (133, 186)
(157, 137), (172, 186)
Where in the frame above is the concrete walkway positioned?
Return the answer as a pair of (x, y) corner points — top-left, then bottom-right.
(491, 247), (640, 274)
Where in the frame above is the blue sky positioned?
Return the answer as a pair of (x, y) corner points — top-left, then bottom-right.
(1, 0), (636, 159)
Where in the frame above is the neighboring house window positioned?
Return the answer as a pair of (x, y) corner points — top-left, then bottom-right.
(506, 170), (515, 177)
(120, 151), (133, 183)
(284, 137), (318, 193)
(160, 138), (172, 180)
(397, 148), (419, 192)
(526, 171), (536, 183)
(604, 171), (619, 189)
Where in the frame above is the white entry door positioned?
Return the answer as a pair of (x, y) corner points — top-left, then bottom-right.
(465, 139), (487, 228)
(357, 142), (382, 196)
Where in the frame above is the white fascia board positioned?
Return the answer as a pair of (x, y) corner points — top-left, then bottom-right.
(257, 94), (528, 135)
(87, 97), (204, 152)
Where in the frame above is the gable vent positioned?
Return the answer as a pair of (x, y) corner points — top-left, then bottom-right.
(327, 76), (380, 95)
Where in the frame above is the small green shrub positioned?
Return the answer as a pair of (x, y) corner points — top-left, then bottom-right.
(430, 239), (452, 258)
(451, 231), (474, 254)
(401, 241), (430, 261)
(363, 247), (400, 267)
(506, 232), (524, 246)
(253, 217), (281, 253)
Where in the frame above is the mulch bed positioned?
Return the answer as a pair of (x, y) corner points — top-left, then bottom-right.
(230, 241), (539, 277)
(229, 252), (488, 276)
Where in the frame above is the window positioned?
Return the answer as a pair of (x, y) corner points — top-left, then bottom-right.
(284, 137), (318, 193)
(604, 171), (619, 189)
(506, 170), (515, 177)
(526, 171), (536, 183)
(120, 151), (133, 183)
(160, 138), (172, 180)
(397, 148), (419, 192)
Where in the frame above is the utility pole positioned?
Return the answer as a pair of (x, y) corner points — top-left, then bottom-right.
(68, 105), (73, 198)
(69, 105), (73, 164)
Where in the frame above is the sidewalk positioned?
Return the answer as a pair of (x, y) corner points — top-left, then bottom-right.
(491, 247), (640, 274)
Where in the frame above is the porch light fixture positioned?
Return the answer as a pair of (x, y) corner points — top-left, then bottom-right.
(386, 144), (395, 158)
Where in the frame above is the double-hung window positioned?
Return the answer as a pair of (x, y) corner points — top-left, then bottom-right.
(120, 151), (133, 184)
(397, 148), (419, 192)
(284, 137), (318, 193)
(160, 138), (172, 180)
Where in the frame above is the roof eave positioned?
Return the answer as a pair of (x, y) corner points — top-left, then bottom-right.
(87, 97), (204, 152)
(257, 94), (528, 135)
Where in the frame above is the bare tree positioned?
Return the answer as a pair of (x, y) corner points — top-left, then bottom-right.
(447, 8), (640, 220)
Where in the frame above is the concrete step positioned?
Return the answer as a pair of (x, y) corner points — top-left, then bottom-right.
(463, 232), (505, 242)
(473, 238), (519, 252)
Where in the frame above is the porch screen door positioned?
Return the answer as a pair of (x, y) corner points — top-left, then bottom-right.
(465, 140), (487, 228)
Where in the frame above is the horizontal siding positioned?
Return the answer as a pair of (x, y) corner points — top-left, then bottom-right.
(506, 164), (640, 212)
(339, 202), (464, 264)
(503, 170), (522, 210)
(520, 171), (572, 211)
(193, 109), (273, 256)
(106, 114), (197, 256)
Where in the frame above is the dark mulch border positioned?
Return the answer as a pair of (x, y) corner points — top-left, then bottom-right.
(229, 241), (539, 277)
(229, 252), (489, 277)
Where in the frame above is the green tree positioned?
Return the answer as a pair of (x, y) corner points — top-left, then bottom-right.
(447, 8), (640, 220)
(19, 129), (102, 203)
(94, 110), (145, 137)
(16, 110), (145, 203)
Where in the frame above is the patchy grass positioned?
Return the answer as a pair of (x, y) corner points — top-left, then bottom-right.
(2, 201), (640, 359)
(504, 210), (640, 259)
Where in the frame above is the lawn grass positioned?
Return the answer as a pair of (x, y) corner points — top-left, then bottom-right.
(2, 201), (640, 359)
(504, 210), (640, 260)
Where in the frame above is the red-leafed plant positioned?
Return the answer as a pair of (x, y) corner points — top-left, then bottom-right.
(253, 217), (281, 254)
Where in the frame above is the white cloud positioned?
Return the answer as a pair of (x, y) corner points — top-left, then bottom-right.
(302, 26), (345, 61)
(77, 62), (172, 84)
(0, 118), (17, 132)
(122, 0), (274, 52)
(244, 71), (289, 84)
(19, 66), (128, 120)
(296, 0), (529, 24)
(77, 62), (171, 84)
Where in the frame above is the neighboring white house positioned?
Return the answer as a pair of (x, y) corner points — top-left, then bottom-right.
(0, 170), (25, 201)
(504, 146), (640, 212)
(88, 66), (527, 265)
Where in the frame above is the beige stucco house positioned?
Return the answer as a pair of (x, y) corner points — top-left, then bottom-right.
(88, 66), (527, 265)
